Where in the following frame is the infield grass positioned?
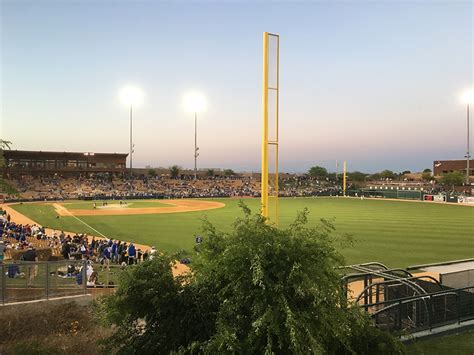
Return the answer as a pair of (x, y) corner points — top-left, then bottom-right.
(62, 200), (169, 210)
(10, 198), (474, 268)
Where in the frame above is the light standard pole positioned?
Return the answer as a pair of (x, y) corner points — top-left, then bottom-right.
(194, 112), (199, 180)
(130, 104), (133, 177)
(184, 91), (206, 180)
(461, 89), (473, 185)
(119, 85), (144, 178)
(466, 102), (470, 185)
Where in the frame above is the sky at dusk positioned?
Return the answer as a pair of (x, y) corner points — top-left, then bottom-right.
(1, 0), (473, 173)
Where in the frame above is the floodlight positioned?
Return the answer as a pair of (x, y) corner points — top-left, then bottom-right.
(461, 89), (474, 104)
(119, 85), (144, 106)
(183, 92), (207, 113)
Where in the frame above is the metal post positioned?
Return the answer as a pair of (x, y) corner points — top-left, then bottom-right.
(194, 112), (198, 180)
(261, 32), (269, 219)
(429, 295), (433, 331)
(363, 276), (368, 308)
(457, 289), (461, 324)
(129, 104), (133, 177)
(1, 264), (5, 305)
(467, 104), (470, 185)
(83, 260), (87, 295)
(343, 161), (347, 196)
(45, 262), (49, 300)
(398, 300), (403, 330)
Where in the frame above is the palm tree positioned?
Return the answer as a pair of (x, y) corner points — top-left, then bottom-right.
(0, 139), (12, 150)
(0, 139), (12, 168)
(169, 165), (181, 179)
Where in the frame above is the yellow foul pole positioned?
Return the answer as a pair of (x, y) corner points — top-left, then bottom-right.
(261, 32), (269, 219)
(343, 161), (347, 196)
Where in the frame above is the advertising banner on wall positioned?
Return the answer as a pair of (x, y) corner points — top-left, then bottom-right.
(458, 196), (474, 204)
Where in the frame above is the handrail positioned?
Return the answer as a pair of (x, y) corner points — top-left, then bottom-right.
(354, 275), (444, 304)
(363, 286), (474, 308)
(341, 268), (413, 283)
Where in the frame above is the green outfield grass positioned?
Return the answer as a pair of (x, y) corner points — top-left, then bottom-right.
(61, 200), (169, 210)
(10, 198), (474, 268)
(406, 331), (474, 354)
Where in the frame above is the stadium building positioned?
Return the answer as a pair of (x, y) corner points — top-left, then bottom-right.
(433, 159), (474, 177)
(1, 150), (128, 176)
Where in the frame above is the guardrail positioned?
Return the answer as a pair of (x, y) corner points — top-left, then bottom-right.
(0, 260), (124, 305)
(366, 286), (474, 333)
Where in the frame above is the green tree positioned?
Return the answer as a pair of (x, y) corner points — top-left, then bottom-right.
(0, 139), (12, 168)
(423, 168), (432, 173)
(206, 168), (215, 177)
(348, 171), (367, 182)
(0, 139), (18, 196)
(421, 172), (432, 181)
(379, 170), (396, 179)
(223, 169), (235, 176)
(440, 172), (464, 187)
(169, 165), (181, 179)
(368, 173), (381, 180)
(308, 165), (328, 178)
(100, 204), (404, 354)
(148, 169), (157, 177)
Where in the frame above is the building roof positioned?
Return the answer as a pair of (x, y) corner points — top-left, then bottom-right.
(3, 150), (128, 161)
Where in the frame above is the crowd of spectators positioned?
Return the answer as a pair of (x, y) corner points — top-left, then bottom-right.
(3, 173), (349, 201)
(4, 174), (263, 201)
(0, 208), (157, 287)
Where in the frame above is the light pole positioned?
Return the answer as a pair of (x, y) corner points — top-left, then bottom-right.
(461, 89), (473, 185)
(184, 92), (206, 180)
(120, 85), (144, 177)
(129, 104), (133, 176)
(194, 111), (198, 180)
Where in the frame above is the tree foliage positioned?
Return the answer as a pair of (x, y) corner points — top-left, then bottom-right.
(206, 169), (215, 177)
(440, 172), (464, 187)
(379, 170), (396, 180)
(308, 166), (328, 178)
(348, 171), (367, 182)
(0, 139), (17, 195)
(421, 172), (432, 181)
(0, 139), (12, 169)
(100, 204), (404, 354)
(223, 169), (235, 176)
(169, 165), (181, 179)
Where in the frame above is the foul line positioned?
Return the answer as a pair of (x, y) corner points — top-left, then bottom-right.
(54, 203), (108, 239)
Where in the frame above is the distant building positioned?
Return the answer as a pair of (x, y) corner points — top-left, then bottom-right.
(1, 150), (128, 176)
(433, 159), (474, 177)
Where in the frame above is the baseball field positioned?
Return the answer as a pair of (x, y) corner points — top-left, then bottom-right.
(8, 197), (473, 268)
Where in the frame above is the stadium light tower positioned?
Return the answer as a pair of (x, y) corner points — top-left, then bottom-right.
(461, 89), (474, 185)
(119, 85), (144, 176)
(183, 92), (207, 180)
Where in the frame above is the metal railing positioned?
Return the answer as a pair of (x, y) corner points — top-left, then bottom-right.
(0, 260), (125, 305)
(366, 286), (474, 333)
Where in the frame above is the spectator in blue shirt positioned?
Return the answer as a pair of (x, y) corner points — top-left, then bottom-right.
(128, 243), (136, 265)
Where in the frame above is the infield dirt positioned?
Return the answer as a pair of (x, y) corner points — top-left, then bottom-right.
(54, 199), (225, 216)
